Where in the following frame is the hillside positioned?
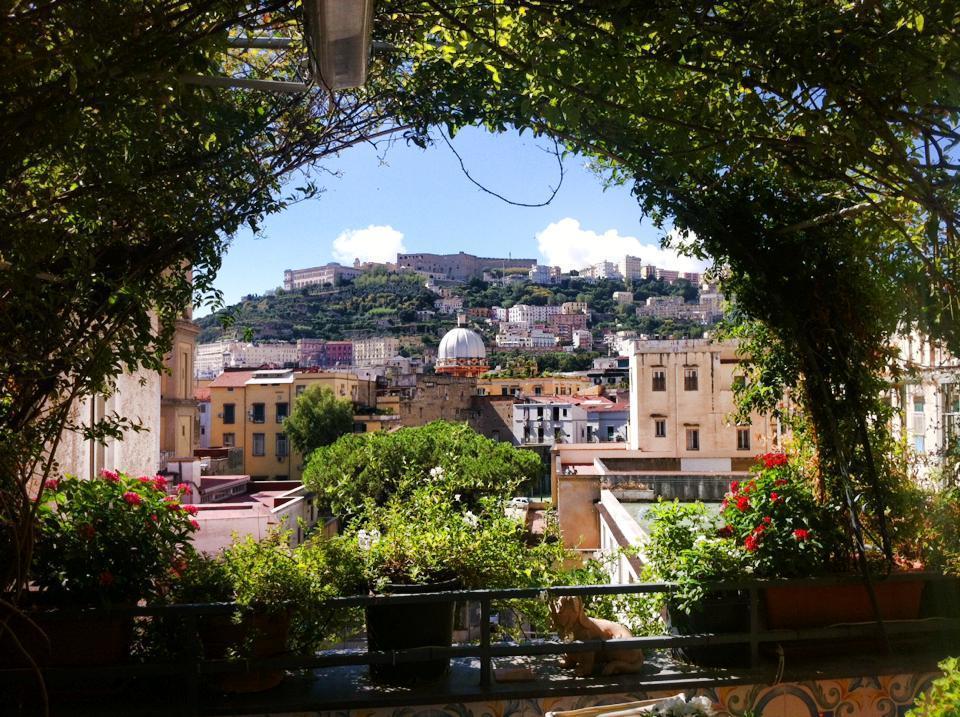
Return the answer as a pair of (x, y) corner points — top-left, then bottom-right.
(196, 272), (713, 344)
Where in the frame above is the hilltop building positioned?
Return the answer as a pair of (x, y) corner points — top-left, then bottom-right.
(396, 251), (536, 282)
(283, 263), (362, 290)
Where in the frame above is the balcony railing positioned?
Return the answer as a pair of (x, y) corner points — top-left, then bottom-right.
(2, 574), (957, 715)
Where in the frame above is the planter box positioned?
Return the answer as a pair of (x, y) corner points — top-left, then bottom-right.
(764, 578), (925, 629)
(365, 581), (456, 684)
(665, 591), (750, 668)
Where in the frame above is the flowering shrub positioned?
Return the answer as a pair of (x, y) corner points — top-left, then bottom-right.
(33, 471), (198, 605)
(717, 453), (846, 577)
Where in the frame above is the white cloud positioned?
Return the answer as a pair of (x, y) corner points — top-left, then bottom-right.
(331, 225), (406, 264)
(535, 218), (708, 273)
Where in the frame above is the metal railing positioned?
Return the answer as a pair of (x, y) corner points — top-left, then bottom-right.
(2, 574), (958, 714)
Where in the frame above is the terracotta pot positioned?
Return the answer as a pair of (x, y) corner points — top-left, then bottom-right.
(764, 578), (925, 629)
(198, 610), (291, 693)
(365, 580), (457, 684)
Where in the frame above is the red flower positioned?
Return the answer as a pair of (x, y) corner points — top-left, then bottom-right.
(763, 516), (772, 524)
(152, 475), (168, 491)
(176, 482), (192, 496)
(99, 571), (114, 587)
(718, 524), (734, 538)
(122, 491), (143, 506)
(100, 469), (120, 482)
(163, 495), (177, 503)
(770, 491), (781, 503)
(753, 523), (766, 534)
(183, 504), (199, 515)
(793, 528), (810, 541)
(720, 498), (729, 511)
(730, 480), (740, 494)
(137, 476), (151, 484)
(78, 523), (96, 540)
(774, 479), (788, 487)
(744, 534), (760, 552)
(760, 453), (788, 469)
(736, 495), (750, 511)
(149, 514), (159, 523)
(189, 519), (200, 530)
(166, 502), (181, 512)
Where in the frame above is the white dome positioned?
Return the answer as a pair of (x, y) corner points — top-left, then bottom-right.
(437, 327), (486, 361)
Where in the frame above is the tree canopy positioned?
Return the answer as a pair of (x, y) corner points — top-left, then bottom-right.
(285, 386), (356, 459)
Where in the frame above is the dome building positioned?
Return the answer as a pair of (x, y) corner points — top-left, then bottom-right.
(435, 325), (488, 377)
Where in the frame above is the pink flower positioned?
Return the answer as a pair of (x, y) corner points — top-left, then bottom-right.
(122, 491), (142, 506)
(183, 504), (199, 516)
(736, 495), (750, 512)
(163, 495), (177, 503)
(793, 528), (810, 541)
(43, 478), (60, 492)
(99, 571), (114, 587)
(189, 519), (200, 530)
(149, 514), (158, 523)
(176, 482), (192, 496)
(100, 469), (120, 482)
(137, 476), (151, 484)
(152, 475), (168, 491)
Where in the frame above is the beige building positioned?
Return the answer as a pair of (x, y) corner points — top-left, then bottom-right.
(476, 375), (600, 399)
(283, 263), (362, 290)
(628, 339), (779, 458)
(353, 336), (401, 367)
(160, 317), (200, 461)
(208, 369), (378, 479)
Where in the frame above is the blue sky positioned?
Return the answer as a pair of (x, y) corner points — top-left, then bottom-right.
(202, 127), (708, 315)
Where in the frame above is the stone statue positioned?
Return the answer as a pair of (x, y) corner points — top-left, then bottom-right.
(549, 595), (645, 677)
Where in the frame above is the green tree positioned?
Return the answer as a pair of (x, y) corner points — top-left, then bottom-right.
(285, 386), (356, 459)
(1, 0), (406, 596)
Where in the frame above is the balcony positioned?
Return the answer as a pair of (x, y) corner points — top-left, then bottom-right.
(3, 575), (957, 716)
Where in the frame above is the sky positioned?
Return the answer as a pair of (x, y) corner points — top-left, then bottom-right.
(201, 127), (709, 316)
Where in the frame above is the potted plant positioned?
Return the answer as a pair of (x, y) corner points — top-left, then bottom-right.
(4, 470), (197, 669)
(164, 532), (355, 694)
(334, 484), (561, 684)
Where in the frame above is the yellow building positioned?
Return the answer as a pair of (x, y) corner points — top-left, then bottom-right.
(475, 375), (600, 399)
(208, 368), (378, 480)
(160, 316), (200, 460)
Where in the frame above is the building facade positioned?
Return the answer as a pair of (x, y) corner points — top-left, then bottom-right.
(283, 263), (362, 290)
(352, 336), (401, 367)
(512, 398), (589, 446)
(628, 339), (779, 458)
(396, 251), (536, 282)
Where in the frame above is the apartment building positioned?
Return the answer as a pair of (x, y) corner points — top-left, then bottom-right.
(434, 296), (464, 314)
(513, 398), (589, 446)
(195, 340), (298, 378)
(283, 263), (362, 290)
(561, 301), (589, 315)
(628, 339), (778, 458)
(507, 304), (560, 324)
(621, 255), (643, 281)
(352, 336), (401, 367)
(656, 268), (680, 283)
(476, 375), (598, 398)
(495, 329), (559, 351)
(572, 329), (594, 350)
(160, 317), (201, 460)
(613, 291), (634, 304)
(208, 369), (378, 479)
(297, 339), (354, 368)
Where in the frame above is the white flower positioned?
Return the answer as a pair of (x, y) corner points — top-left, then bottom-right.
(357, 529), (380, 551)
(463, 511), (479, 528)
(454, 493), (461, 502)
(429, 466), (445, 479)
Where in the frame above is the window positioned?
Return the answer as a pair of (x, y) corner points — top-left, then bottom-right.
(655, 419), (666, 438)
(502, 387), (509, 396)
(914, 435), (926, 453)
(537, 407), (544, 419)
(913, 395), (925, 413)
(276, 402), (289, 423)
(296, 385), (305, 397)
(252, 433), (265, 456)
(553, 407), (560, 421)
(685, 428), (700, 451)
(554, 428), (564, 443)
(222, 432), (235, 447)
(222, 403), (236, 425)
(276, 432), (288, 457)
(737, 427), (751, 451)
(534, 385), (543, 396)
(684, 368), (698, 391)
(537, 426), (544, 442)
(607, 426), (615, 440)
(652, 370), (666, 392)
(251, 403), (265, 423)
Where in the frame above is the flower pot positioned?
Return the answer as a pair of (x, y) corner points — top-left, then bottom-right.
(365, 580), (457, 684)
(0, 602), (130, 669)
(764, 578), (925, 629)
(665, 591), (751, 668)
(198, 610), (291, 693)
